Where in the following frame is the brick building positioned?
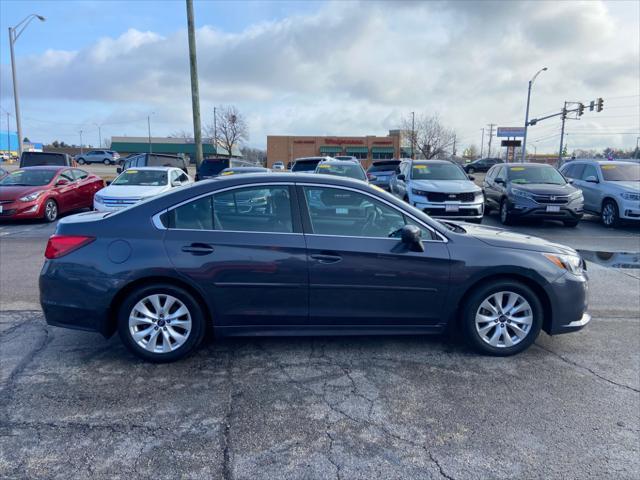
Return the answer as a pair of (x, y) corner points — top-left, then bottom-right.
(266, 132), (404, 169)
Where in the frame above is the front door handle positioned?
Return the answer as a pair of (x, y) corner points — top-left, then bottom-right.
(181, 243), (214, 256)
(310, 253), (342, 264)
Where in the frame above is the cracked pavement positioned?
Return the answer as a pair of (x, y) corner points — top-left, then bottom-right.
(1, 217), (639, 479)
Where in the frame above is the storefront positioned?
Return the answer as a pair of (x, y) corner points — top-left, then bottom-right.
(267, 133), (401, 168)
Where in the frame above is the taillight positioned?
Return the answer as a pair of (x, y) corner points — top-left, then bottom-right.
(45, 235), (95, 259)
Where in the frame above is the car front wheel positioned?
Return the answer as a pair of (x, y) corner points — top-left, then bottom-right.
(103, 159), (111, 165)
(77, 158), (86, 165)
(601, 199), (619, 228)
(43, 199), (58, 222)
(499, 199), (513, 225)
(462, 280), (543, 356)
(118, 284), (206, 362)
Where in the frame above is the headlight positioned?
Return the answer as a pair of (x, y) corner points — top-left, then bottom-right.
(94, 194), (103, 203)
(569, 190), (583, 199)
(511, 188), (533, 199)
(19, 191), (45, 202)
(412, 189), (429, 197)
(543, 253), (584, 275)
(475, 191), (484, 201)
(620, 192), (640, 201)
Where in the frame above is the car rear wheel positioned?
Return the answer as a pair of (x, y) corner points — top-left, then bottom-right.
(467, 167), (475, 174)
(601, 199), (619, 228)
(499, 199), (513, 225)
(43, 199), (58, 222)
(462, 280), (542, 356)
(118, 284), (206, 362)
(77, 158), (86, 165)
(103, 159), (111, 165)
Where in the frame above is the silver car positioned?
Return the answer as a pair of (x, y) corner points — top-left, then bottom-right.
(390, 159), (484, 223)
(76, 150), (120, 165)
(560, 160), (640, 227)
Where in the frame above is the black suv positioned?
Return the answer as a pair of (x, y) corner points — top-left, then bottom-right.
(117, 153), (188, 174)
(464, 158), (503, 174)
(20, 151), (75, 168)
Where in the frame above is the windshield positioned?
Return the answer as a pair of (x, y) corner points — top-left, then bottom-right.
(0, 169), (57, 186)
(368, 162), (400, 173)
(20, 153), (65, 166)
(507, 165), (566, 185)
(292, 160), (320, 172)
(410, 163), (468, 181)
(199, 159), (229, 176)
(316, 163), (366, 180)
(600, 163), (640, 181)
(112, 169), (168, 186)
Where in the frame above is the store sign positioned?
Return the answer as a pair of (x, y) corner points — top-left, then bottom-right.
(497, 127), (525, 138)
(372, 140), (393, 145)
(293, 140), (315, 144)
(324, 138), (364, 145)
(501, 140), (522, 147)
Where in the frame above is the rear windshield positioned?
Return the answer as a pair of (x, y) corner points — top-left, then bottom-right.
(199, 159), (229, 176)
(600, 163), (640, 181)
(147, 155), (184, 169)
(316, 163), (366, 180)
(0, 169), (57, 186)
(411, 163), (468, 180)
(368, 162), (400, 172)
(220, 168), (267, 176)
(292, 160), (320, 172)
(507, 165), (566, 185)
(112, 169), (168, 186)
(20, 153), (65, 167)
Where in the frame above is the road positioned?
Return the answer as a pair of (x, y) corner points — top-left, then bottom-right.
(1, 209), (639, 479)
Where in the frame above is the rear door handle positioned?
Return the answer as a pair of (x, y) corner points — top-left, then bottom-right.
(310, 253), (342, 264)
(181, 243), (214, 255)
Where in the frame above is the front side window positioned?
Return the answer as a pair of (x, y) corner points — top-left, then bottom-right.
(167, 186), (293, 233)
(581, 165), (598, 181)
(72, 169), (88, 180)
(304, 186), (432, 239)
(59, 170), (75, 183)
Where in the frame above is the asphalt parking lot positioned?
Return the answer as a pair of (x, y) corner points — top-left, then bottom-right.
(1, 203), (639, 478)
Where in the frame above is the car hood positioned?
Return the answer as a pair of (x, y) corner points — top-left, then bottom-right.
(0, 185), (50, 202)
(411, 179), (480, 193)
(604, 181), (640, 193)
(454, 222), (578, 255)
(508, 182), (576, 195)
(98, 185), (169, 198)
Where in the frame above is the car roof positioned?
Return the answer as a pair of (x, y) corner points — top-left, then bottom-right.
(407, 159), (455, 165)
(502, 162), (551, 167)
(318, 159), (361, 165)
(569, 159), (638, 166)
(294, 157), (330, 162)
(13, 165), (67, 171)
(124, 166), (177, 171)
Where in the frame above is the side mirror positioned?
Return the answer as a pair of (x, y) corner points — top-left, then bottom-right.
(397, 174), (406, 181)
(56, 178), (70, 186)
(116, 167), (122, 174)
(468, 175), (476, 181)
(400, 224), (424, 252)
(585, 176), (599, 183)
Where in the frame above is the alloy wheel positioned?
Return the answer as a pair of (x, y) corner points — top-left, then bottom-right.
(128, 294), (192, 354)
(475, 291), (533, 348)
(602, 202), (616, 226)
(500, 201), (508, 223)
(45, 200), (58, 221)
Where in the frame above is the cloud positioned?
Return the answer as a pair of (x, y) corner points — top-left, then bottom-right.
(1, 0), (637, 151)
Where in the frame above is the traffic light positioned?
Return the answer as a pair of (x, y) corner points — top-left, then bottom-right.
(596, 98), (604, 112)
(577, 103), (585, 116)
(589, 100), (595, 111)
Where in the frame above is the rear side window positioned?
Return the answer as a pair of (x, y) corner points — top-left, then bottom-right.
(166, 186), (293, 233)
(72, 169), (88, 180)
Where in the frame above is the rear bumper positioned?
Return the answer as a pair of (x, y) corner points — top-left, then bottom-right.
(545, 271), (590, 335)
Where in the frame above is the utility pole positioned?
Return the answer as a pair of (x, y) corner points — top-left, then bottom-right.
(186, 0), (204, 167)
(557, 102), (568, 167)
(94, 123), (102, 148)
(6, 112), (10, 157)
(213, 106), (217, 154)
(79, 130), (83, 154)
(411, 111), (415, 160)
(452, 134), (457, 158)
(480, 128), (484, 157)
(487, 123), (496, 157)
(147, 115), (152, 154)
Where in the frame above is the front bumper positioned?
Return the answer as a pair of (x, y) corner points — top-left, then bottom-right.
(0, 199), (44, 220)
(545, 270), (590, 335)
(619, 198), (640, 221)
(506, 198), (583, 221)
(413, 200), (484, 219)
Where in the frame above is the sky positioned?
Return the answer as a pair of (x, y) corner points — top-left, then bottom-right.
(0, 0), (638, 154)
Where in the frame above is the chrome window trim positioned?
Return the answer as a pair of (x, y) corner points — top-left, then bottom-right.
(152, 180), (449, 242)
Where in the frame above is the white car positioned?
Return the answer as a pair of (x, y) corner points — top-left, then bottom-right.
(94, 167), (192, 212)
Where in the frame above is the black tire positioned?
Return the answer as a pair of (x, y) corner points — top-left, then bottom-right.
(43, 199), (58, 222)
(117, 284), (206, 363)
(601, 199), (619, 228)
(467, 167), (475, 174)
(77, 158), (86, 165)
(499, 198), (513, 225)
(103, 159), (111, 165)
(563, 220), (579, 228)
(462, 280), (543, 356)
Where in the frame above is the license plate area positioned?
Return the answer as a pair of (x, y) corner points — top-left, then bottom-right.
(445, 203), (459, 212)
(546, 205), (560, 212)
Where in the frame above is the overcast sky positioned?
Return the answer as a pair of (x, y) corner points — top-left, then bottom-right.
(1, 0), (638, 153)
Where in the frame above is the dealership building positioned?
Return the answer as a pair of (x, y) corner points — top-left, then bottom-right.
(266, 132), (405, 168)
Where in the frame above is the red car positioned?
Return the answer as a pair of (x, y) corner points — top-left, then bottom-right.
(0, 166), (104, 222)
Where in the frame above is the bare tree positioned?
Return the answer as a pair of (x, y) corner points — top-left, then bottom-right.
(204, 105), (248, 157)
(168, 130), (192, 141)
(401, 113), (456, 159)
(462, 145), (479, 159)
(240, 146), (266, 166)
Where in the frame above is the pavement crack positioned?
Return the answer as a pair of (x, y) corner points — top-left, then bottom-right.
(0, 323), (51, 397)
(535, 343), (640, 393)
(325, 431), (342, 480)
(222, 347), (237, 480)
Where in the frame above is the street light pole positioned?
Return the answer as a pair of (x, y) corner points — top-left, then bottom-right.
(186, 0), (204, 167)
(8, 14), (46, 157)
(411, 111), (415, 160)
(94, 123), (102, 148)
(79, 130), (83, 155)
(147, 115), (152, 154)
(480, 128), (484, 158)
(521, 66), (547, 163)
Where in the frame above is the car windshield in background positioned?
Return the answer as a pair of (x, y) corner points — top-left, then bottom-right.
(507, 166), (566, 185)
(0, 169), (56, 186)
(411, 163), (468, 180)
(292, 161), (320, 172)
(199, 161), (228, 176)
(112, 170), (168, 186)
(368, 162), (400, 172)
(316, 163), (366, 180)
(601, 163), (640, 181)
(20, 153), (65, 166)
